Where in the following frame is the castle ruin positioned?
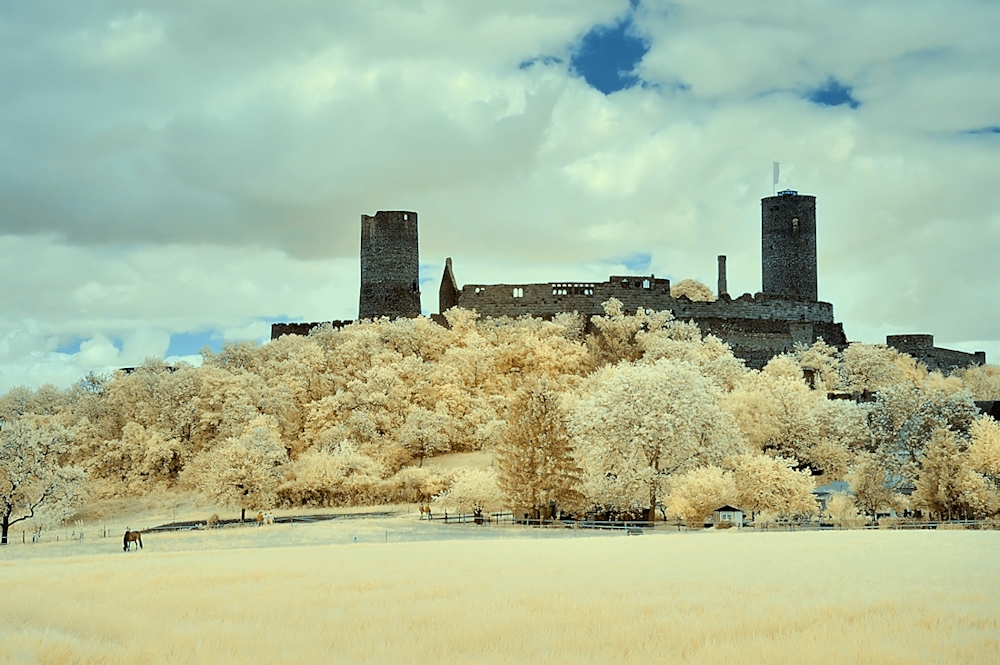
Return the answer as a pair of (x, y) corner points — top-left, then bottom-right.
(438, 191), (847, 368)
(271, 194), (986, 372)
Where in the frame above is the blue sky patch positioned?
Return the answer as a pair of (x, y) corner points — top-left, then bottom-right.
(419, 263), (438, 286)
(56, 336), (84, 355)
(805, 77), (860, 109)
(570, 11), (649, 94)
(966, 126), (1000, 135)
(166, 330), (223, 358)
(615, 252), (652, 273)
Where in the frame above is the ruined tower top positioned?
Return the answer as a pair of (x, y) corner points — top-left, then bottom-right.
(761, 192), (818, 301)
(359, 210), (421, 320)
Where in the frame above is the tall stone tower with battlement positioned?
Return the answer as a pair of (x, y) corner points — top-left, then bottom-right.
(359, 210), (421, 320)
(761, 191), (818, 301)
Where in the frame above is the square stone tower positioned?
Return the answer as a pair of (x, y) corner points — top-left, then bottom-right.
(359, 210), (421, 320)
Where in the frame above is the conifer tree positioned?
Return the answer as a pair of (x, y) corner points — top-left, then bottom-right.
(495, 380), (583, 518)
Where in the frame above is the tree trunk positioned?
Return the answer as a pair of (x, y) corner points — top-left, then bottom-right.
(241, 507), (246, 523)
(1, 511), (9, 546)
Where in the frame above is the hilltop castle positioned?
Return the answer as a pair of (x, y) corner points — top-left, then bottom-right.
(272, 193), (986, 372)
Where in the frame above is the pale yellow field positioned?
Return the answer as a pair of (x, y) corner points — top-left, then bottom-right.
(2, 520), (998, 664)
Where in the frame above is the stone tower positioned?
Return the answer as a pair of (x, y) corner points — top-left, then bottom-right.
(359, 210), (421, 320)
(761, 191), (817, 301)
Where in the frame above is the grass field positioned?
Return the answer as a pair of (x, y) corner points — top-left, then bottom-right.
(2, 518), (999, 664)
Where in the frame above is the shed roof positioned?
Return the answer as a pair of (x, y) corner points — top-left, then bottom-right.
(714, 505), (741, 513)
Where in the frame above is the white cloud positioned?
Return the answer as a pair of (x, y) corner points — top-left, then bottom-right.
(0, 1), (998, 389)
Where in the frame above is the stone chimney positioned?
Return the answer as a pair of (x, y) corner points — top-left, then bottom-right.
(717, 255), (728, 298)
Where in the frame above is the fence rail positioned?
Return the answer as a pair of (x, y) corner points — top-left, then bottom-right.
(9, 513), (997, 548)
(145, 510), (399, 533)
(424, 514), (999, 532)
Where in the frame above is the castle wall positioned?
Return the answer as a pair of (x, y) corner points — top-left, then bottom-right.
(455, 278), (835, 323)
(359, 210), (421, 320)
(271, 321), (353, 340)
(451, 275), (844, 369)
(696, 318), (847, 368)
(886, 334), (985, 372)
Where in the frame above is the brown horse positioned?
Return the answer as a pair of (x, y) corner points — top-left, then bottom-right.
(123, 529), (142, 551)
(419, 504), (432, 520)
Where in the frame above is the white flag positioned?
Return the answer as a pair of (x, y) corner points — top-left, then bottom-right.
(773, 161), (779, 186)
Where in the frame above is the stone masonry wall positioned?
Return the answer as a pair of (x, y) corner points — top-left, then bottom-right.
(359, 211), (421, 320)
(455, 277), (835, 323)
(271, 320), (353, 340)
(450, 275), (844, 369)
(762, 193), (818, 301)
(886, 334), (986, 372)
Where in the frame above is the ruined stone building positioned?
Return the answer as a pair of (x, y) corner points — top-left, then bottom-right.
(272, 193), (986, 371)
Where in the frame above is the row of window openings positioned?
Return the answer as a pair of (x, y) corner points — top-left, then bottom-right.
(472, 280), (655, 298)
(619, 278), (652, 290)
(473, 286), (598, 298)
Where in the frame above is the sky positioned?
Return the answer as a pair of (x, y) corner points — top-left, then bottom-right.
(1, 0), (999, 390)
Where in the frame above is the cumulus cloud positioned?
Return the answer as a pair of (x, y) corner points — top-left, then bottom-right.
(1, 0), (998, 388)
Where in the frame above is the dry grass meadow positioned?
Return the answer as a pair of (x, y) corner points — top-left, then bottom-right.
(2, 514), (999, 664)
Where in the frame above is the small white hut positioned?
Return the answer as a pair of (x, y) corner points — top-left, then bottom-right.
(711, 505), (744, 528)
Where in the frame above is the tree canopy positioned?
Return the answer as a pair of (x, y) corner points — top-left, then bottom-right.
(3, 299), (1000, 530)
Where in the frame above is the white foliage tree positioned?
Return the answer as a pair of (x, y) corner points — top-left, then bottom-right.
(734, 453), (818, 521)
(969, 416), (1000, 496)
(840, 343), (926, 396)
(434, 468), (504, 516)
(914, 428), (996, 519)
(848, 452), (901, 519)
(570, 358), (745, 520)
(670, 279), (716, 302)
(187, 416), (289, 521)
(824, 493), (865, 528)
(586, 298), (674, 365)
(277, 446), (385, 507)
(397, 407), (453, 467)
(1, 417), (87, 545)
(664, 466), (736, 526)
